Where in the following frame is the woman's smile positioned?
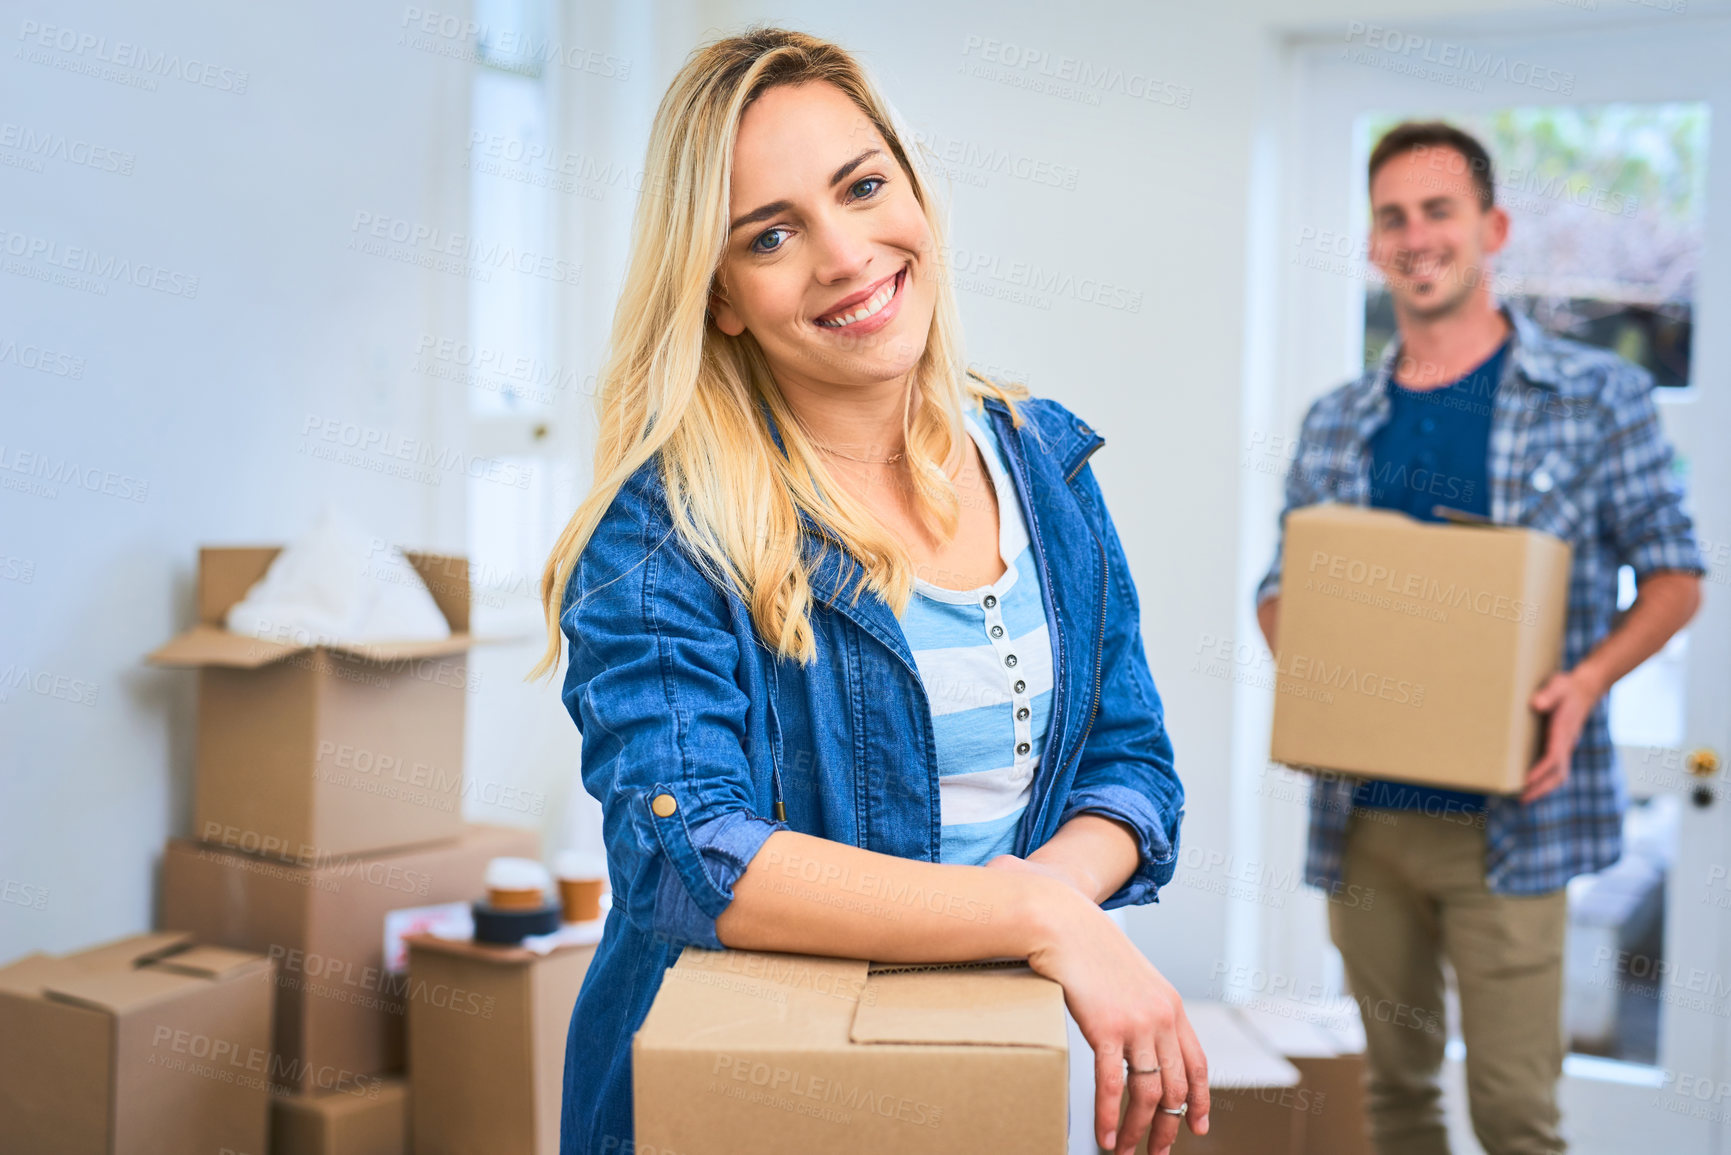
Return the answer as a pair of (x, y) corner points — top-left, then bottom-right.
(813, 264), (907, 335)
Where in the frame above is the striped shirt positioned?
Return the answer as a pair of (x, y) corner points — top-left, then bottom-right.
(901, 407), (1056, 865)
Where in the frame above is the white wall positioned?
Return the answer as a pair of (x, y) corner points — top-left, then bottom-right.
(0, 0), (1632, 984)
(0, 0), (478, 962)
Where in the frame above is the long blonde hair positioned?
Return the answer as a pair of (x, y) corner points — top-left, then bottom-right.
(530, 27), (1029, 679)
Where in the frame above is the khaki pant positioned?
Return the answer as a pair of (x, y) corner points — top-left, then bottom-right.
(1327, 807), (1569, 1155)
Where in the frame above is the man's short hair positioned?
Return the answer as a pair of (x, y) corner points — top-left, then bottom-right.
(1368, 121), (1496, 211)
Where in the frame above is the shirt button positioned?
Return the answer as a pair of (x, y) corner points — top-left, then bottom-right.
(982, 594), (997, 609)
(1017, 706), (1030, 720)
(1014, 680), (1026, 693)
(650, 793), (677, 818)
(1004, 654), (1018, 668)
(1017, 741), (1031, 755)
(990, 625), (1004, 638)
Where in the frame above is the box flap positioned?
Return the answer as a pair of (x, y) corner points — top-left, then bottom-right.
(322, 633), (478, 663)
(1292, 501), (1562, 544)
(147, 623), (479, 668)
(636, 950), (866, 1052)
(28, 936), (265, 1014)
(198, 546), (283, 624)
(0, 931), (197, 996)
(73, 930), (197, 969)
(0, 953), (64, 996)
(404, 551), (471, 634)
(146, 623), (308, 668)
(195, 546), (471, 629)
(156, 544), (475, 664)
(43, 965), (204, 1015)
(850, 962), (1066, 1050)
(141, 943), (271, 981)
(1187, 1003), (1302, 1089)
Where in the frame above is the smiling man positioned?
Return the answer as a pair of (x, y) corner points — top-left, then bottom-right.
(1255, 122), (1704, 1154)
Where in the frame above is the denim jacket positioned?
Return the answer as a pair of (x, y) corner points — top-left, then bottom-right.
(556, 392), (1185, 1153)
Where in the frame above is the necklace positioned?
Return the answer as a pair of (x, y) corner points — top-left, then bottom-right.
(814, 443), (905, 465)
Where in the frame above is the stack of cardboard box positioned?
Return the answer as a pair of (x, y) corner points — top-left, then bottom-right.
(144, 545), (545, 1153)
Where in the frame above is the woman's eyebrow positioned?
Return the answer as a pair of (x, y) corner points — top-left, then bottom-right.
(730, 200), (792, 233)
(728, 148), (885, 234)
(828, 147), (881, 187)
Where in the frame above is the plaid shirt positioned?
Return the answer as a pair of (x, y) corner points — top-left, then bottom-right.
(1257, 307), (1705, 895)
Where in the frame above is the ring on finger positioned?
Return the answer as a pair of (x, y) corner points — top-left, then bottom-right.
(1126, 1064), (1161, 1076)
(1159, 1102), (1189, 1117)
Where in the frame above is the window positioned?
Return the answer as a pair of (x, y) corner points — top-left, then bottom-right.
(1361, 103), (1710, 390)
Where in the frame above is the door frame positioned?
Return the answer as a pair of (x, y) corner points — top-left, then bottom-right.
(1255, 13), (1731, 1151)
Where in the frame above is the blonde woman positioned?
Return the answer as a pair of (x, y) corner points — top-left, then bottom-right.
(535, 27), (1206, 1155)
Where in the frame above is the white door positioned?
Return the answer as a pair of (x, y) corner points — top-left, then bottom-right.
(1273, 14), (1731, 1152)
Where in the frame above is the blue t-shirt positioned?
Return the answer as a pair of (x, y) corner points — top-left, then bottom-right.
(1351, 338), (1509, 814)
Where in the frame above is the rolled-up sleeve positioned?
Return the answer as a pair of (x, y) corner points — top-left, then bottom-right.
(1597, 364), (1706, 578)
(1057, 460), (1183, 909)
(560, 478), (786, 950)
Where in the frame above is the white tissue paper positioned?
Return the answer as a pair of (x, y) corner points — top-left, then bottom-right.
(224, 505), (452, 646)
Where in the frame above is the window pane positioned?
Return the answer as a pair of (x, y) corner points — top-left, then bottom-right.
(1361, 103), (1710, 390)
(466, 67), (556, 417)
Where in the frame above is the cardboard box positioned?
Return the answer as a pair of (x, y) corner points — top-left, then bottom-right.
(1235, 1006), (1369, 1155)
(158, 822), (539, 1091)
(1269, 505), (1570, 793)
(406, 934), (597, 1155)
(147, 545), (477, 861)
(1108, 1002), (1304, 1155)
(634, 950), (1068, 1154)
(0, 931), (273, 1155)
(272, 1075), (408, 1155)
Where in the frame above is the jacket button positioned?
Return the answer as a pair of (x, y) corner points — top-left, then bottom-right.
(1077, 421), (1092, 435)
(651, 793), (677, 818)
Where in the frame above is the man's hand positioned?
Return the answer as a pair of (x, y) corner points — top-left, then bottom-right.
(1523, 669), (1603, 804)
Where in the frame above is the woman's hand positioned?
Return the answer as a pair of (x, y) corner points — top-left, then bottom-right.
(986, 852), (1096, 900)
(1007, 871), (1210, 1155)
